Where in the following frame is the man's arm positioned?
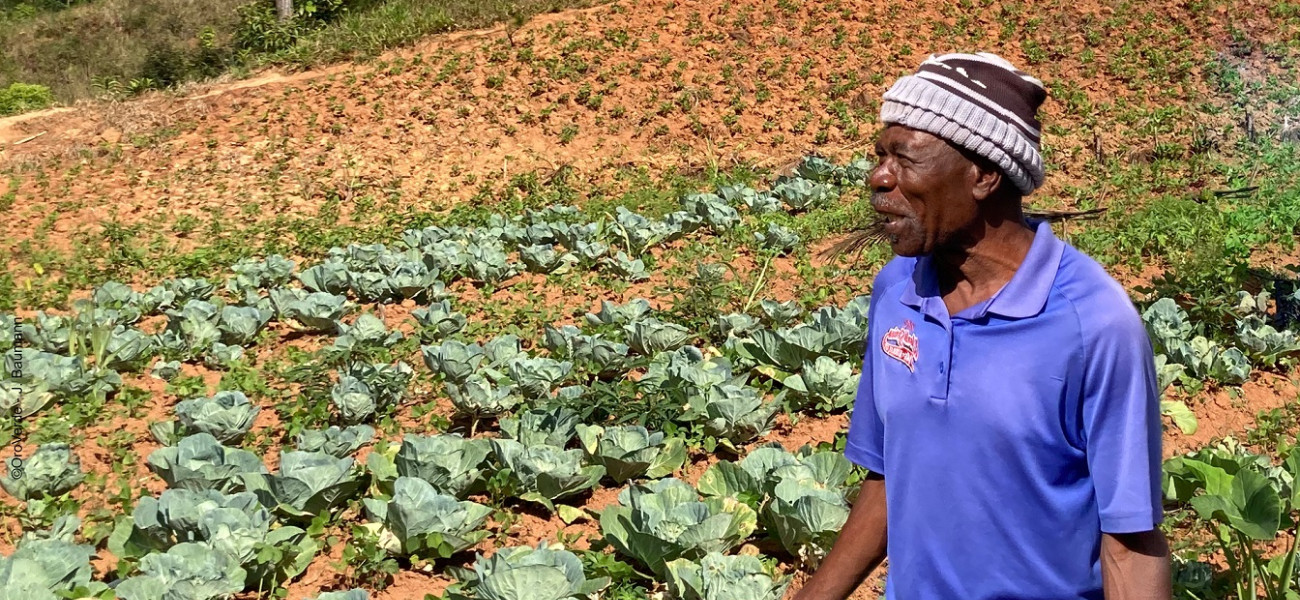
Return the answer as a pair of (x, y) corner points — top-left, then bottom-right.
(790, 473), (888, 600)
(1100, 529), (1171, 600)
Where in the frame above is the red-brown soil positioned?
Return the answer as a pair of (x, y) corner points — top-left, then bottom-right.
(3, 0), (1299, 598)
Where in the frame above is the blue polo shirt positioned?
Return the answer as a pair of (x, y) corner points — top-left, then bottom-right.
(845, 220), (1163, 600)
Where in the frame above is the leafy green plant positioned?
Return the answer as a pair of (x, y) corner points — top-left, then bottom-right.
(1, 443), (85, 501)
(331, 361), (413, 424)
(108, 488), (318, 589)
(665, 552), (790, 600)
(242, 451), (366, 521)
(157, 300), (222, 358)
(412, 300), (468, 342)
(166, 391), (261, 444)
(446, 375), (524, 434)
(499, 407), (581, 448)
(714, 313), (761, 341)
(624, 318), (693, 356)
(585, 299), (652, 329)
(1236, 316), (1300, 368)
(600, 478), (758, 578)
(575, 424), (687, 484)
(754, 224), (800, 256)
(1143, 298), (1252, 383)
(1164, 440), (1300, 599)
(361, 476), (492, 557)
(269, 288), (353, 333)
(759, 300), (803, 326)
(367, 434), (492, 499)
(680, 384), (778, 450)
(422, 340), (487, 384)
(443, 542), (611, 600)
(331, 313), (404, 356)
(697, 444), (853, 564)
(490, 440), (605, 511)
(295, 425), (376, 458)
(146, 433), (267, 493)
(0, 516), (107, 597)
(777, 357), (859, 413)
(114, 542), (247, 600)
(0, 83), (53, 117)
(505, 356), (573, 399)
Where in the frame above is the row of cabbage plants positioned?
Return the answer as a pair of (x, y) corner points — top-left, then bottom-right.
(3, 432), (851, 600)
(0, 154), (867, 421)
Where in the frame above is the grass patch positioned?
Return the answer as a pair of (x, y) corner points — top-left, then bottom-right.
(257, 0), (599, 67)
(0, 0), (244, 101)
(0, 0), (600, 105)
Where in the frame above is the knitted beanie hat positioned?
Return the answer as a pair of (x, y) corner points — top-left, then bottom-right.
(880, 52), (1047, 195)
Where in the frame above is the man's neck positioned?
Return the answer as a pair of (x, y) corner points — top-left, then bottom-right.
(932, 215), (1037, 315)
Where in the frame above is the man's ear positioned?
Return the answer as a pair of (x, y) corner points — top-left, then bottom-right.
(970, 163), (1003, 202)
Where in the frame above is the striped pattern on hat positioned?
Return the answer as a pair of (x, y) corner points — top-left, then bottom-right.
(880, 53), (1047, 195)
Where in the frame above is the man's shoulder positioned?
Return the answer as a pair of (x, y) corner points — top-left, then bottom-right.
(872, 255), (917, 294)
(1053, 244), (1146, 340)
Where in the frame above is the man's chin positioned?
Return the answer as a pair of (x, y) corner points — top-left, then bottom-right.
(888, 240), (926, 258)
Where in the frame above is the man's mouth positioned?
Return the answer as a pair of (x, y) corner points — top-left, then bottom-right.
(878, 211), (906, 233)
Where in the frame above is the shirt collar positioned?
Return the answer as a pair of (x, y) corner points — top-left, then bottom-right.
(898, 219), (1065, 320)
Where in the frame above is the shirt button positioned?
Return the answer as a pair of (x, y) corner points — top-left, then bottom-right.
(939, 363), (946, 373)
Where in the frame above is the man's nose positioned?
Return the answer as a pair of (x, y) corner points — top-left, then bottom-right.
(870, 164), (897, 192)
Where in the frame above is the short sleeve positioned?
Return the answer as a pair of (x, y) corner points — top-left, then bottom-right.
(1082, 308), (1164, 534)
(844, 294), (886, 475)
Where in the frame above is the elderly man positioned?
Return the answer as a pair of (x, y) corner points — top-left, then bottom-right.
(795, 53), (1171, 600)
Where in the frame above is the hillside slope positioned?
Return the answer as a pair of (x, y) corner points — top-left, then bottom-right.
(1, 0), (1296, 309)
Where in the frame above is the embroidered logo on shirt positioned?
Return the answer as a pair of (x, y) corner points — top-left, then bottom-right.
(881, 319), (919, 372)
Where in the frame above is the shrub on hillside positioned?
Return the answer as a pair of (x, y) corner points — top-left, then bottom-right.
(0, 82), (52, 116)
(235, 0), (352, 54)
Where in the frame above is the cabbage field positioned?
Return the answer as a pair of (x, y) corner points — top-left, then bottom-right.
(3, 0), (1300, 599)
(0, 157), (889, 600)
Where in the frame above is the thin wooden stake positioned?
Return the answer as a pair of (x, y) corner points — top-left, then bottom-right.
(13, 131), (46, 145)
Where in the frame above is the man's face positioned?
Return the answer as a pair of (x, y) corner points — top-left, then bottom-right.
(869, 125), (982, 257)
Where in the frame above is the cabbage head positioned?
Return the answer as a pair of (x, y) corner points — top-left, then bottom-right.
(295, 425), (375, 458)
(0, 517), (102, 598)
(584, 298), (651, 328)
(332, 313), (404, 354)
(499, 407), (580, 448)
(113, 542), (247, 600)
(217, 305), (272, 346)
(759, 299), (803, 326)
(368, 434), (492, 499)
(754, 224), (800, 256)
(298, 260), (351, 295)
(445, 542), (609, 600)
(576, 424), (686, 484)
(681, 384), (778, 449)
(665, 552), (790, 600)
(174, 391), (261, 444)
(412, 300), (467, 342)
(0, 443), (84, 501)
(108, 488), (318, 588)
(447, 374), (524, 418)
(779, 356), (859, 413)
(147, 433), (267, 493)
(697, 444), (853, 565)
(506, 356), (573, 398)
(242, 451), (366, 521)
(269, 288), (353, 333)
(491, 440), (605, 512)
(361, 476), (492, 556)
(422, 340), (486, 383)
(599, 478), (758, 578)
(624, 318), (693, 355)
